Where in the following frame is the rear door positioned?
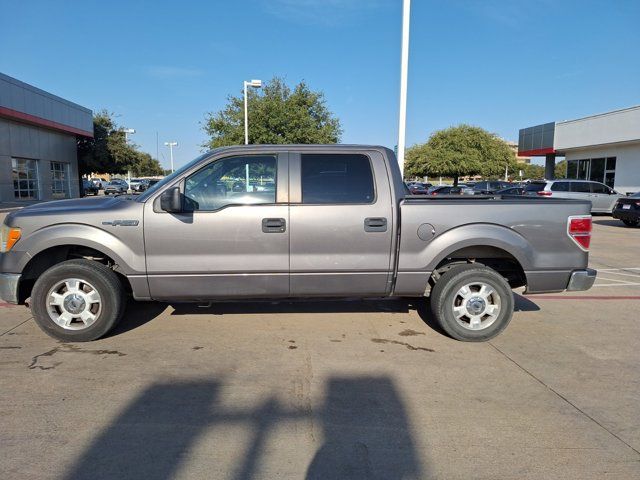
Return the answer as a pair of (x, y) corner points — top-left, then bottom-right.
(589, 182), (616, 212)
(570, 181), (593, 210)
(289, 150), (394, 296)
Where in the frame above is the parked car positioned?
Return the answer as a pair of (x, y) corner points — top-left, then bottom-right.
(406, 183), (430, 195)
(473, 181), (513, 195)
(428, 185), (463, 195)
(129, 179), (148, 192)
(524, 180), (624, 213)
(90, 178), (107, 189)
(104, 179), (128, 195)
(0, 145), (596, 343)
(496, 186), (525, 196)
(81, 180), (99, 197)
(612, 192), (640, 227)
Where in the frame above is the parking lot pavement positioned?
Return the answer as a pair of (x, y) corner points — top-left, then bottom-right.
(1, 216), (640, 479)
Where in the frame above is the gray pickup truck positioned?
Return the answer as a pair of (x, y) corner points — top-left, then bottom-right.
(0, 145), (596, 342)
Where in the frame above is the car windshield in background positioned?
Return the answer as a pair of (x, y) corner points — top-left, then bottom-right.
(631, 192), (640, 198)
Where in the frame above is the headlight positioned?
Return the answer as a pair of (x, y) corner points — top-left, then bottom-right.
(0, 224), (21, 253)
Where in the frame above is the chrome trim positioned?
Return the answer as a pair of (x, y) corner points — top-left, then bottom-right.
(0, 273), (21, 304)
(566, 268), (597, 291)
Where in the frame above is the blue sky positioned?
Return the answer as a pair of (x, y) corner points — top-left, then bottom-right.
(2, 0), (639, 170)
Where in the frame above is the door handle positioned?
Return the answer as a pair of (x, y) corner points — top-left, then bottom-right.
(364, 217), (387, 232)
(262, 218), (286, 233)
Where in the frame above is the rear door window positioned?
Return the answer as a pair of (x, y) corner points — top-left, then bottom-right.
(590, 182), (609, 194)
(524, 182), (546, 193)
(551, 182), (570, 192)
(571, 182), (591, 193)
(301, 154), (375, 204)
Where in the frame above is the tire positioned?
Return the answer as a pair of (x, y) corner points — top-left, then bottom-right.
(31, 259), (126, 342)
(622, 219), (639, 227)
(429, 264), (514, 342)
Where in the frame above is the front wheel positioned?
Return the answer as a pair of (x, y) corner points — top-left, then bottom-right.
(31, 260), (126, 342)
(622, 219), (639, 227)
(429, 264), (514, 342)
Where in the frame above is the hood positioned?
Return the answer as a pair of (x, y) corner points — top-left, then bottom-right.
(9, 195), (135, 219)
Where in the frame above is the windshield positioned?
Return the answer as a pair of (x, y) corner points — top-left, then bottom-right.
(136, 152), (212, 202)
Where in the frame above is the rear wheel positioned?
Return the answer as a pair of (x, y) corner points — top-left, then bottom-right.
(622, 219), (639, 227)
(429, 264), (514, 341)
(31, 260), (126, 342)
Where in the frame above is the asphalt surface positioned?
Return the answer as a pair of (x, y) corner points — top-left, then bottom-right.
(1, 215), (639, 479)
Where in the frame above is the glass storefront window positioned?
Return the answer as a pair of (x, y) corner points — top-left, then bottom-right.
(590, 158), (605, 184)
(12, 158), (39, 200)
(567, 160), (578, 178)
(51, 162), (70, 199)
(577, 159), (590, 179)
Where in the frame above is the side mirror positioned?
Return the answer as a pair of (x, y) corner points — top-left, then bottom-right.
(160, 187), (182, 213)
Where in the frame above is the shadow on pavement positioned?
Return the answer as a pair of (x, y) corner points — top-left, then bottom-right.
(112, 294), (539, 340)
(63, 377), (426, 480)
(593, 219), (629, 227)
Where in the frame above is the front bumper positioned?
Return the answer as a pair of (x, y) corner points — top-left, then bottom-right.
(566, 268), (597, 291)
(0, 273), (21, 304)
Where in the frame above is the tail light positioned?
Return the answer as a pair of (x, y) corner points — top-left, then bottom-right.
(537, 190), (552, 196)
(567, 215), (592, 251)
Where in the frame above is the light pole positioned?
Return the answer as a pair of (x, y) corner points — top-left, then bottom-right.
(122, 128), (136, 143)
(243, 79), (262, 144)
(164, 141), (178, 173)
(122, 128), (136, 191)
(397, 0), (411, 176)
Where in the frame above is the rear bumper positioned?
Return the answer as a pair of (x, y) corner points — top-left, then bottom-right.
(0, 273), (21, 304)
(566, 268), (597, 291)
(612, 208), (639, 221)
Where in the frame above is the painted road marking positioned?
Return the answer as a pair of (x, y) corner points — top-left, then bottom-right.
(595, 276), (637, 284)
(529, 295), (640, 300)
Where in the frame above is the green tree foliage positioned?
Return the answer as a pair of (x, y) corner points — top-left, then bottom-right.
(77, 110), (162, 176)
(554, 159), (568, 179)
(521, 163), (545, 179)
(405, 125), (517, 185)
(130, 152), (164, 176)
(202, 77), (342, 149)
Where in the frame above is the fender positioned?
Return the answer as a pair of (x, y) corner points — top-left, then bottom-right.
(14, 223), (145, 275)
(423, 223), (535, 271)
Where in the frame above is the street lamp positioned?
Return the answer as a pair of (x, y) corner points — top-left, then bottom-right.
(243, 79), (262, 145)
(122, 128), (136, 143)
(164, 141), (178, 173)
(397, 0), (411, 176)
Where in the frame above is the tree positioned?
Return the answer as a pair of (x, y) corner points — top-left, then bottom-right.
(130, 152), (164, 177)
(77, 110), (161, 176)
(202, 77), (342, 149)
(521, 163), (545, 179)
(405, 125), (517, 185)
(554, 159), (568, 179)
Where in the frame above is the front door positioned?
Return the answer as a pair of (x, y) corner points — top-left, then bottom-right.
(143, 153), (289, 300)
(289, 151), (394, 296)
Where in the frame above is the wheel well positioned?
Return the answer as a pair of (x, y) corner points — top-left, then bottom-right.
(18, 245), (132, 304)
(431, 246), (526, 290)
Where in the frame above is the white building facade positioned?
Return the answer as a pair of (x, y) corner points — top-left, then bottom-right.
(519, 106), (640, 195)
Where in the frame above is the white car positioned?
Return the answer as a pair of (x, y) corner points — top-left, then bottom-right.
(524, 179), (624, 213)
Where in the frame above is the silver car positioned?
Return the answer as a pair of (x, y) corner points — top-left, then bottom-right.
(524, 179), (624, 213)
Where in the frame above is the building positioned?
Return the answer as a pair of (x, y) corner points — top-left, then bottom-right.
(505, 140), (531, 164)
(518, 106), (640, 194)
(0, 72), (93, 204)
